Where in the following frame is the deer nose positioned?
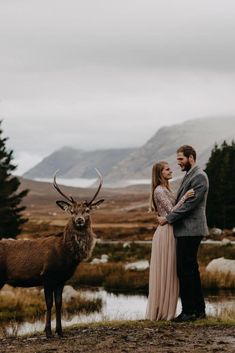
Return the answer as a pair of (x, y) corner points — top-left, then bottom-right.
(75, 217), (85, 227)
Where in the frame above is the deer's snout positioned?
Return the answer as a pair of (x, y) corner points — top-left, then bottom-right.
(74, 216), (86, 227)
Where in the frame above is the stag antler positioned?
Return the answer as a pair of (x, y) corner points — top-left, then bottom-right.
(87, 168), (103, 206)
(53, 170), (75, 203)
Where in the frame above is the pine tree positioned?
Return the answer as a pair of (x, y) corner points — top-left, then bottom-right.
(205, 140), (235, 229)
(0, 121), (28, 238)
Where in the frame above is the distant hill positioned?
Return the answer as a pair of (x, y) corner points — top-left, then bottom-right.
(105, 116), (235, 180)
(18, 176), (150, 207)
(23, 116), (235, 183)
(23, 147), (135, 179)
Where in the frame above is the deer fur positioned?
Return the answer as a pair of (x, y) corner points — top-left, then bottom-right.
(0, 170), (104, 338)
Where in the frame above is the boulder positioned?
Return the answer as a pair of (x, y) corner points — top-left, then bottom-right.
(62, 285), (79, 303)
(123, 242), (131, 249)
(91, 254), (109, 264)
(210, 228), (222, 236)
(206, 257), (235, 274)
(125, 260), (149, 271)
(221, 238), (231, 246)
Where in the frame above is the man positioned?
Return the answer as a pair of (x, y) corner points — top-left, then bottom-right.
(157, 145), (209, 322)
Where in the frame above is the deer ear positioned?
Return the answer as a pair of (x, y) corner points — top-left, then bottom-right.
(56, 201), (72, 212)
(90, 199), (104, 209)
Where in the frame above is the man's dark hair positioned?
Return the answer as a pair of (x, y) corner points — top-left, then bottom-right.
(177, 145), (197, 160)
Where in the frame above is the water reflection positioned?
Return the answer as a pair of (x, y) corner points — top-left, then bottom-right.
(2, 289), (235, 337)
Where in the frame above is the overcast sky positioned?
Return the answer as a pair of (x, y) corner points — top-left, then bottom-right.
(1, 0), (235, 174)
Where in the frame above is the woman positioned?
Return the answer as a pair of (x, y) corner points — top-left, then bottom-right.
(146, 161), (194, 321)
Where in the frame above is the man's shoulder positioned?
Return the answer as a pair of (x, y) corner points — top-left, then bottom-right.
(195, 167), (208, 177)
(191, 167), (209, 185)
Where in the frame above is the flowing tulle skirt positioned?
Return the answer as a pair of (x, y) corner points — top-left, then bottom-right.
(146, 224), (179, 320)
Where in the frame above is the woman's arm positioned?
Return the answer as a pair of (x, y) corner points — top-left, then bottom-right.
(155, 187), (194, 214)
(172, 189), (195, 211)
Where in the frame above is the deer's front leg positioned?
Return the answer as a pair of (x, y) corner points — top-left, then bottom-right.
(54, 284), (64, 337)
(44, 285), (54, 338)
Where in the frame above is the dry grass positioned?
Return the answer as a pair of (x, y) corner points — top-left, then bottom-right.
(104, 268), (149, 293)
(69, 262), (149, 293)
(214, 306), (235, 322)
(69, 262), (124, 288)
(70, 262), (235, 294)
(200, 266), (235, 289)
(198, 243), (235, 266)
(0, 286), (102, 322)
(90, 242), (151, 262)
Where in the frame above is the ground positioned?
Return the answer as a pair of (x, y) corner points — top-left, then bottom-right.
(2, 179), (232, 353)
(0, 321), (234, 353)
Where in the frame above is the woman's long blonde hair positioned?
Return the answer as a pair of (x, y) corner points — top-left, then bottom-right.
(149, 161), (169, 212)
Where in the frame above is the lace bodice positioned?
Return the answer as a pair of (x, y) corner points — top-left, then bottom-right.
(154, 185), (185, 217)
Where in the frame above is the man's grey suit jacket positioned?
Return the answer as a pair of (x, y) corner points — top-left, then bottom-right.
(166, 166), (209, 237)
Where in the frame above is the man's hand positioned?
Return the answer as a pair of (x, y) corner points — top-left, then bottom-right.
(157, 216), (167, 225)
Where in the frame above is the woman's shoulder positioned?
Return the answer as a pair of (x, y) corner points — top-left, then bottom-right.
(154, 185), (174, 196)
(154, 185), (167, 195)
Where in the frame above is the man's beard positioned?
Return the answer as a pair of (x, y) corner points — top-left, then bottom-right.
(182, 160), (191, 172)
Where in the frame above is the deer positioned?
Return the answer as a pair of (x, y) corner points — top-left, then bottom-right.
(0, 169), (104, 338)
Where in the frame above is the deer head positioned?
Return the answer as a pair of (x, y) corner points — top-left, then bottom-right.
(53, 169), (104, 229)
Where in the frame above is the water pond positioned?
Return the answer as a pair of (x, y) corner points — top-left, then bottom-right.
(2, 288), (235, 337)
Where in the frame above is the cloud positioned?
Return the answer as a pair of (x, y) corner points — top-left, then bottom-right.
(1, 0), (235, 72)
(12, 151), (43, 176)
(1, 0), (235, 173)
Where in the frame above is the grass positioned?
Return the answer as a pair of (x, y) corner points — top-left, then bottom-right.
(69, 262), (124, 288)
(88, 242), (235, 265)
(69, 260), (235, 294)
(0, 286), (102, 322)
(74, 241), (235, 293)
(3, 317), (235, 340)
(198, 243), (235, 266)
(201, 267), (235, 289)
(1, 243), (233, 324)
(67, 316), (235, 331)
(90, 242), (151, 262)
(69, 262), (149, 293)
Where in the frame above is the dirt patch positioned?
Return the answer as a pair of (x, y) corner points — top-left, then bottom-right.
(0, 322), (234, 353)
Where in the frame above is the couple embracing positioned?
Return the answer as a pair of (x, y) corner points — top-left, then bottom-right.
(146, 145), (209, 322)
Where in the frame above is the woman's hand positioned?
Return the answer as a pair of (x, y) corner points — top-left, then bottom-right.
(184, 188), (195, 200)
(157, 216), (167, 225)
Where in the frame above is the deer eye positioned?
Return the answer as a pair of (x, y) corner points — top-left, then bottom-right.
(85, 207), (90, 212)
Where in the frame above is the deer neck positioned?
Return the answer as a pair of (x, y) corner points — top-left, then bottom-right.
(63, 219), (95, 262)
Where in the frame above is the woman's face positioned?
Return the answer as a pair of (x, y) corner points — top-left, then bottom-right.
(162, 164), (173, 180)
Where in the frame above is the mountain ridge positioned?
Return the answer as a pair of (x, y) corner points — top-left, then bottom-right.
(23, 116), (235, 182)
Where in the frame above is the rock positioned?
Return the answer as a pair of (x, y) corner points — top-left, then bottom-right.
(221, 238), (231, 246)
(91, 254), (109, 264)
(206, 257), (235, 274)
(210, 228), (222, 236)
(123, 242), (131, 249)
(48, 211), (57, 216)
(125, 260), (149, 271)
(101, 254), (109, 262)
(62, 285), (79, 303)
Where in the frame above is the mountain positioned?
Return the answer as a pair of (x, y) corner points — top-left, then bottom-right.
(24, 116), (235, 182)
(23, 147), (135, 179)
(105, 116), (235, 180)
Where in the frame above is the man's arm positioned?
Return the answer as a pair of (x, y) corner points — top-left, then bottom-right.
(165, 173), (208, 224)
